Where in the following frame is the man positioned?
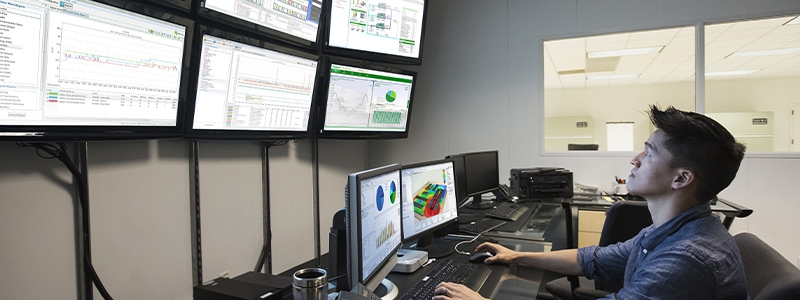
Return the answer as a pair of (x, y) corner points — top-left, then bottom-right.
(434, 105), (748, 300)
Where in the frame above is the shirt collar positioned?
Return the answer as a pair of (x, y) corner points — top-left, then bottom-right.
(640, 202), (713, 251)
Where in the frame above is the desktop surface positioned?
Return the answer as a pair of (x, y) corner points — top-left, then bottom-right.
(386, 238), (550, 299)
(281, 238), (551, 300)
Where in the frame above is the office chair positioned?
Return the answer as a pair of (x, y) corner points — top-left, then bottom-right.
(567, 144), (599, 151)
(544, 200), (652, 300)
(734, 232), (800, 300)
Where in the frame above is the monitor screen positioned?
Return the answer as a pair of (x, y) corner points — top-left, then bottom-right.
(346, 164), (403, 291)
(0, 0), (192, 141)
(324, 0), (427, 65)
(464, 151), (499, 197)
(319, 59), (415, 139)
(446, 150), (499, 209)
(184, 26), (319, 140)
(399, 159), (459, 258)
(400, 159), (458, 242)
(199, 0), (322, 47)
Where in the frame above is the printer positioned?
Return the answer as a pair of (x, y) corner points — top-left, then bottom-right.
(509, 168), (573, 199)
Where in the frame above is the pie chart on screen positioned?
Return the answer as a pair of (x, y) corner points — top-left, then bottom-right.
(389, 181), (397, 204)
(385, 90), (396, 103)
(376, 186), (385, 211)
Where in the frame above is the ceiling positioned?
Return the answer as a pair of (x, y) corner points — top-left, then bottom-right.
(544, 15), (800, 90)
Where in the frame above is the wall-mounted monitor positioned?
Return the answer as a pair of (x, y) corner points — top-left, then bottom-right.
(0, 0), (193, 141)
(317, 58), (415, 139)
(197, 0), (323, 48)
(116, 0), (194, 13)
(323, 0), (428, 65)
(183, 25), (320, 140)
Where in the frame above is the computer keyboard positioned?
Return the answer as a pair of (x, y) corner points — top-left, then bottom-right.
(398, 259), (491, 300)
(459, 218), (506, 234)
(485, 202), (529, 221)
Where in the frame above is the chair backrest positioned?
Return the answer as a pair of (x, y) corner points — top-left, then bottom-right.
(734, 232), (800, 300)
(595, 200), (652, 292)
(568, 143), (599, 151)
(598, 200), (652, 247)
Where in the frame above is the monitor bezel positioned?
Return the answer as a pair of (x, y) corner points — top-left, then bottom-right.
(196, 0), (322, 50)
(316, 57), (417, 140)
(463, 150), (500, 198)
(0, 0), (194, 142)
(446, 150), (500, 206)
(182, 24), (322, 141)
(347, 164), (403, 291)
(134, 0), (194, 13)
(320, 0), (428, 66)
(399, 159), (459, 243)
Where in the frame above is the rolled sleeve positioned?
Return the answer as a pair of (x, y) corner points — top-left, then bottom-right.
(577, 239), (635, 284)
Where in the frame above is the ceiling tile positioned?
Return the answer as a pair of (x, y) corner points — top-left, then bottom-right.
(542, 15), (800, 86)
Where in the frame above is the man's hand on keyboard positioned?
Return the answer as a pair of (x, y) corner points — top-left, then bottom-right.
(432, 282), (488, 300)
(474, 242), (516, 265)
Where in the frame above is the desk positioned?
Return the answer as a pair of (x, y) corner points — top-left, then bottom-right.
(281, 238), (552, 299)
(457, 200), (562, 243)
(561, 197), (753, 249)
(388, 238), (550, 298)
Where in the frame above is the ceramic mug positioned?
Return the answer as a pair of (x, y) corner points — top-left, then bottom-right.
(613, 184), (628, 195)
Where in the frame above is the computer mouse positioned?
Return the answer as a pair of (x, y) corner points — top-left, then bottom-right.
(468, 251), (494, 263)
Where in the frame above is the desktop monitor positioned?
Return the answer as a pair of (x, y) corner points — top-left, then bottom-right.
(0, 0), (193, 141)
(197, 0), (322, 48)
(446, 150), (500, 209)
(400, 159), (459, 258)
(183, 25), (320, 140)
(317, 58), (416, 139)
(346, 164), (403, 293)
(322, 0), (428, 65)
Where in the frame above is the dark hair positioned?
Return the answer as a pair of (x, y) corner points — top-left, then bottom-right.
(648, 105), (746, 202)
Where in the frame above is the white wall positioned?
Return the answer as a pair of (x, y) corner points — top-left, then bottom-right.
(370, 0), (800, 264)
(0, 137), (364, 299)
(707, 77), (800, 151)
(0, 144), (81, 299)
(544, 77), (800, 151)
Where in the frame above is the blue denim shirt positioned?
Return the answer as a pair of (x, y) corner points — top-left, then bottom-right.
(577, 203), (748, 299)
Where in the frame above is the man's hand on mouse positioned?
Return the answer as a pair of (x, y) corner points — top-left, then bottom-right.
(474, 242), (516, 265)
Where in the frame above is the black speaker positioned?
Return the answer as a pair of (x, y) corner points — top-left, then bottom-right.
(329, 208), (349, 291)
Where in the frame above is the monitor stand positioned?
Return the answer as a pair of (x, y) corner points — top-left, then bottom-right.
(409, 234), (455, 258)
(463, 194), (495, 210)
(372, 278), (399, 300)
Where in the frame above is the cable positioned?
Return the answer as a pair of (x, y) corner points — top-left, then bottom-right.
(17, 142), (114, 300)
(328, 273), (347, 282)
(454, 234), (483, 256)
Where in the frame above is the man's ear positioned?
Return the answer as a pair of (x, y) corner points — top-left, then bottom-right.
(671, 168), (695, 190)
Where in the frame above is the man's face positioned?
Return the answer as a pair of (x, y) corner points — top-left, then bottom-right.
(627, 130), (678, 198)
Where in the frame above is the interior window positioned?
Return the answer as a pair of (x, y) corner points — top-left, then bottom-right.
(543, 27), (696, 152)
(705, 15), (800, 152)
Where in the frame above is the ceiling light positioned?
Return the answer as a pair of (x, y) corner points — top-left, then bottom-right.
(785, 15), (800, 26)
(726, 48), (800, 58)
(586, 74), (640, 80)
(587, 46), (664, 58)
(705, 70), (759, 76)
